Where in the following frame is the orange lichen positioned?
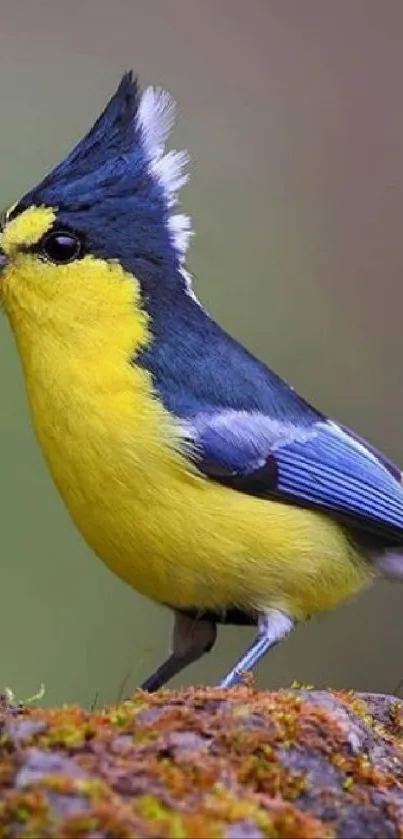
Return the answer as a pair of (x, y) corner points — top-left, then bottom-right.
(0, 686), (401, 837)
(0, 789), (51, 839)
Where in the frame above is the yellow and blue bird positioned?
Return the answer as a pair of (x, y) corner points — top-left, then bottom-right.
(1, 73), (403, 691)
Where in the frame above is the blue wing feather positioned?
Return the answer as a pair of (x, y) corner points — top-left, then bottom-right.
(274, 424), (403, 533)
(185, 410), (403, 541)
(137, 292), (403, 543)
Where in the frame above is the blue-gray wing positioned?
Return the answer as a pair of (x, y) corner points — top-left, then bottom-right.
(182, 410), (403, 542)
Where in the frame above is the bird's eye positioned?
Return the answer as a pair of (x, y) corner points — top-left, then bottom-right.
(41, 231), (82, 264)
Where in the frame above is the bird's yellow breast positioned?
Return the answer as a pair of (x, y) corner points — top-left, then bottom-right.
(2, 244), (373, 621)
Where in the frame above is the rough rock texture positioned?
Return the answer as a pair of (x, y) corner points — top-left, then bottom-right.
(0, 685), (402, 837)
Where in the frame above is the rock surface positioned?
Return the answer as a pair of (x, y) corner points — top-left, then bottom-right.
(0, 685), (402, 837)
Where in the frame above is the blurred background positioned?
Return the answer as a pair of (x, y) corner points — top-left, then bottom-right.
(0, 0), (403, 706)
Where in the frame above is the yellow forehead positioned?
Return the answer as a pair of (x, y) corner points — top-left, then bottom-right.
(2, 206), (56, 253)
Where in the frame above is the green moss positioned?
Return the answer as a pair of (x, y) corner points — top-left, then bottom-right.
(336, 690), (377, 728)
(0, 789), (52, 839)
(0, 687), (400, 837)
(136, 796), (188, 838)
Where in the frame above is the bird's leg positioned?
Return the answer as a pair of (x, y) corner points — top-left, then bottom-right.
(219, 609), (294, 689)
(140, 610), (217, 693)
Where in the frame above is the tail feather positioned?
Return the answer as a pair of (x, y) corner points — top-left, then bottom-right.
(374, 551), (403, 580)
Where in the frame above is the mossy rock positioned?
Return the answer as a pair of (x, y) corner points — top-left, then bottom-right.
(0, 684), (402, 837)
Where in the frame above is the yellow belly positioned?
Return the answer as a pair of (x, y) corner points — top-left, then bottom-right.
(23, 352), (372, 623)
(3, 247), (373, 622)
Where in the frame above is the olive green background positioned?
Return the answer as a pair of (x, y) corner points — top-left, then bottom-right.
(0, 0), (403, 706)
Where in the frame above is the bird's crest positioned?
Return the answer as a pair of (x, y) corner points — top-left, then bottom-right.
(13, 73), (193, 286)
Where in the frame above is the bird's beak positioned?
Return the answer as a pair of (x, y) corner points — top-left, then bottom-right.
(0, 250), (7, 273)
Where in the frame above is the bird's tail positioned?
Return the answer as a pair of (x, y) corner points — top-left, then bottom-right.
(374, 551), (403, 581)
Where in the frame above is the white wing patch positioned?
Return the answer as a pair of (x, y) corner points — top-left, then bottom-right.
(136, 86), (197, 299)
(189, 410), (315, 452)
(181, 410), (316, 471)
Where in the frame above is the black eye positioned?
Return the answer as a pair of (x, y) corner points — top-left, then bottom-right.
(41, 231), (82, 264)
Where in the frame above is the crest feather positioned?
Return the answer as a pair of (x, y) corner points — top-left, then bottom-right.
(14, 72), (196, 295)
(137, 87), (176, 159)
(136, 85), (194, 276)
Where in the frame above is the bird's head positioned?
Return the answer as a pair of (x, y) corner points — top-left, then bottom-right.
(0, 73), (194, 355)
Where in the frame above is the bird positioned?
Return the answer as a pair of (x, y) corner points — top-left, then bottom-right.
(0, 72), (403, 693)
